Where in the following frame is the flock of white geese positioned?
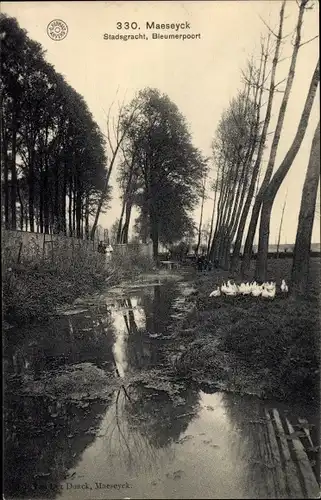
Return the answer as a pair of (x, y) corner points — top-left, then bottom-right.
(209, 279), (289, 299)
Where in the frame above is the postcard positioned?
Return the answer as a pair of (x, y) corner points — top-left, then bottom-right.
(1, 1), (320, 499)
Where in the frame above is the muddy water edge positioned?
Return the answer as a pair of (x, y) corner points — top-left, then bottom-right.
(4, 272), (320, 499)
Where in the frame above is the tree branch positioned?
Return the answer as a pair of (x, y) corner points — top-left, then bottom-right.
(299, 35), (319, 48)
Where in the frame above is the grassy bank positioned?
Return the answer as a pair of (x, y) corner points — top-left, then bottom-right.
(3, 243), (154, 326)
(174, 258), (320, 403)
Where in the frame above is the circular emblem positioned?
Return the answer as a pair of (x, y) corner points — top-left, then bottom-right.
(47, 19), (68, 41)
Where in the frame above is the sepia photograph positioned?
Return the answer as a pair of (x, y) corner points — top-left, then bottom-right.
(1, 1), (320, 498)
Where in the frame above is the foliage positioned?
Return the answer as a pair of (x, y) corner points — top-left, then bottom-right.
(118, 88), (208, 256)
(2, 238), (155, 325)
(1, 14), (109, 237)
(2, 241), (107, 324)
(169, 241), (190, 261)
(133, 184), (197, 246)
(111, 245), (154, 276)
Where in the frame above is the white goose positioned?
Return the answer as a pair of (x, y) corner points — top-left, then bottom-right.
(238, 282), (252, 295)
(209, 287), (221, 297)
(261, 283), (276, 299)
(222, 280), (238, 296)
(264, 281), (276, 291)
(281, 279), (288, 293)
(252, 283), (263, 297)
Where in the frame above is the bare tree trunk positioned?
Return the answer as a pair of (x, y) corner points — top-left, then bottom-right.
(241, 0), (287, 274)
(62, 160), (68, 235)
(54, 160), (60, 233)
(226, 130), (260, 268)
(68, 178), (73, 236)
(17, 180), (24, 231)
(85, 194), (89, 239)
(118, 145), (138, 243)
(255, 60), (319, 281)
(80, 207), (84, 239)
(149, 181), (159, 261)
(195, 175), (206, 254)
(76, 187), (82, 238)
(3, 158), (9, 228)
(275, 191), (287, 258)
(121, 200), (133, 243)
(43, 157), (50, 234)
(214, 186), (231, 261)
(151, 217), (159, 262)
(209, 159), (230, 261)
(245, 0), (311, 277)
(231, 39), (269, 272)
(292, 121), (320, 294)
(39, 169), (44, 233)
(91, 103), (139, 240)
(72, 184), (76, 236)
(224, 73), (257, 253)
(28, 154), (35, 232)
(207, 178), (219, 255)
(140, 199), (149, 244)
(10, 107), (18, 229)
(217, 153), (243, 266)
(1, 112), (9, 229)
(90, 160), (113, 240)
(117, 198), (126, 243)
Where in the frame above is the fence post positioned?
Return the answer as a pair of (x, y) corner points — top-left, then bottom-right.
(17, 242), (23, 263)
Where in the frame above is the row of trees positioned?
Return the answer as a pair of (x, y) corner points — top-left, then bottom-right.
(109, 0), (319, 291)
(1, 15), (208, 255)
(205, 0), (319, 290)
(2, 4), (318, 293)
(1, 15), (109, 238)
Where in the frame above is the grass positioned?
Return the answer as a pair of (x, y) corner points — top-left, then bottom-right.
(174, 257), (320, 404)
(2, 241), (154, 326)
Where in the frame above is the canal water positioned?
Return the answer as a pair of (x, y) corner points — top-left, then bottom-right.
(3, 278), (320, 499)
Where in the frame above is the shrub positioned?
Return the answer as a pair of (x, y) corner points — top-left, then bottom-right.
(2, 238), (107, 325)
(111, 246), (154, 276)
(2, 237), (156, 326)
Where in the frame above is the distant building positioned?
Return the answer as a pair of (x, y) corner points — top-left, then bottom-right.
(249, 243), (321, 253)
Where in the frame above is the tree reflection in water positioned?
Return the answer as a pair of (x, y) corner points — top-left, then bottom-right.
(4, 303), (118, 499)
(124, 382), (201, 448)
(98, 386), (164, 473)
(4, 280), (202, 495)
(4, 394), (111, 499)
(4, 303), (116, 379)
(100, 283), (201, 473)
(4, 280), (321, 499)
(142, 283), (181, 337)
(98, 381), (200, 475)
(114, 283), (181, 374)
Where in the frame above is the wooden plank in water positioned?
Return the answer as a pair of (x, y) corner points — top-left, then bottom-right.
(255, 416), (281, 498)
(285, 418), (320, 499)
(271, 408), (303, 498)
(265, 409), (288, 498)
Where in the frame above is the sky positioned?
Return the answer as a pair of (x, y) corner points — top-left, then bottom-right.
(2, 0), (320, 244)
